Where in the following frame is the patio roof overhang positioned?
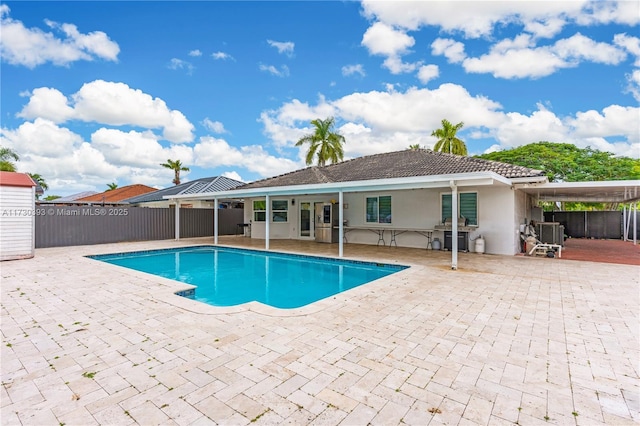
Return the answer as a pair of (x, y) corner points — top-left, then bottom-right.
(514, 180), (640, 203)
(165, 171), (526, 202)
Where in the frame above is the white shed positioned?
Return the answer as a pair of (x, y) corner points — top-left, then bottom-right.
(0, 172), (36, 261)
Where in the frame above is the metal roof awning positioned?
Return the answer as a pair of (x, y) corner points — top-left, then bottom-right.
(515, 181), (640, 203)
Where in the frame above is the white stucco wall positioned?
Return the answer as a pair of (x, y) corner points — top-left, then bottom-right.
(245, 185), (522, 255)
(0, 185), (35, 261)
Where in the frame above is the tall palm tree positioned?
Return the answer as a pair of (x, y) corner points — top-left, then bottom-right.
(0, 146), (20, 172)
(160, 159), (190, 185)
(295, 117), (346, 167)
(106, 182), (118, 191)
(431, 119), (467, 155)
(27, 173), (48, 200)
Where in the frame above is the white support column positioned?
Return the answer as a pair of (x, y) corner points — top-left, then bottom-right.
(265, 194), (270, 250)
(622, 204), (631, 241)
(450, 180), (458, 270)
(339, 191), (344, 258)
(634, 203), (637, 246)
(214, 197), (219, 245)
(174, 200), (180, 240)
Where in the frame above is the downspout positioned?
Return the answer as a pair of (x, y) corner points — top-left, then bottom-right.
(265, 194), (270, 250)
(175, 200), (180, 240)
(450, 180), (458, 270)
(214, 197), (219, 245)
(339, 190), (344, 258)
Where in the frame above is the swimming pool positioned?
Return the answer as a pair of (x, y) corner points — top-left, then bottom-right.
(89, 246), (408, 309)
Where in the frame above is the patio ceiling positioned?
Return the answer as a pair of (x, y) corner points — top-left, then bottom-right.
(515, 180), (640, 203)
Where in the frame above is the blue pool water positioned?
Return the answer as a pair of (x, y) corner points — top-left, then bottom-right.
(89, 246), (407, 309)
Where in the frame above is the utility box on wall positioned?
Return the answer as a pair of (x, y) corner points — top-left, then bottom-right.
(0, 172), (36, 261)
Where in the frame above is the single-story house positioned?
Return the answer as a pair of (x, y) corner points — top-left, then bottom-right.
(167, 149), (640, 269)
(124, 176), (244, 208)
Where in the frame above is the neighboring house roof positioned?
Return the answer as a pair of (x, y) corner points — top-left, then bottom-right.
(0, 171), (35, 188)
(51, 191), (98, 202)
(123, 176), (244, 203)
(77, 184), (157, 203)
(238, 149), (545, 190)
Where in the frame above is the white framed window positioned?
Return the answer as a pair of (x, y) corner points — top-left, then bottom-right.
(253, 199), (289, 222)
(253, 200), (266, 222)
(271, 200), (288, 222)
(441, 192), (478, 226)
(366, 195), (392, 224)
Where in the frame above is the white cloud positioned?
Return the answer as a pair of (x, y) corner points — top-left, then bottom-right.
(267, 39), (295, 57)
(168, 58), (195, 74)
(90, 128), (194, 168)
(202, 118), (227, 134)
(259, 63), (290, 77)
(462, 33), (626, 79)
(0, 4), (119, 68)
(73, 80), (194, 142)
(221, 171), (244, 182)
(17, 87), (75, 123)
(417, 65), (439, 84)
(189, 49), (202, 57)
(0, 118), (82, 157)
(261, 85), (639, 159)
(567, 105), (640, 141)
(431, 38), (466, 63)
(194, 136), (299, 177)
(614, 33), (640, 66)
(625, 69), (640, 102)
(212, 51), (234, 60)
(360, 1), (634, 39)
(361, 22), (414, 57)
(17, 80), (195, 143)
(553, 32), (626, 65)
(342, 64), (366, 77)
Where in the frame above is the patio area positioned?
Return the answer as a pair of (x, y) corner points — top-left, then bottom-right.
(1, 237), (638, 425)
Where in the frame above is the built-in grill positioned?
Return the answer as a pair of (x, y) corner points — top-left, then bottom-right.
(443, 217), (469, 251)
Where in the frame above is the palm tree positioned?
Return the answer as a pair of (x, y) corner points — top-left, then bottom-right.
(295, 117), (346, 167)
(106, 183), (118, 191)
(431, 119), (467, 155)
(409, 144), (422, 150)
(0, 147), (19, 172)
(160, 159), (190, 185)
(27, 173), (48, 200)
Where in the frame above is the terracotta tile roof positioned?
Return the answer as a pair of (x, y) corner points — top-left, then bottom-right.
(77, 184), (157, 203)
(0, 171), (36, 187)
(239, 149), (545, 189)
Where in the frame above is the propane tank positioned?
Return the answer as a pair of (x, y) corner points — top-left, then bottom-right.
(475, 236), (485, 254)
(431, 238), (441, 250)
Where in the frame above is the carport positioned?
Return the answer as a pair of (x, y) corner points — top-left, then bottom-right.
(515, 180), (640, 244)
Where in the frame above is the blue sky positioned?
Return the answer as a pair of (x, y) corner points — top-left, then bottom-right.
(1, 1), (639, 196)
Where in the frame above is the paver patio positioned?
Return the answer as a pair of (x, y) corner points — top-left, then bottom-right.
(1, 237), (638, 425)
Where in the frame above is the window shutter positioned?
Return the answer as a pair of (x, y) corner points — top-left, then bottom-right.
(460, 193), (477, 225)
(441, 194), (452, 223)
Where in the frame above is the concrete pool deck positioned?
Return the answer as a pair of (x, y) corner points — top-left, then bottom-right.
(1, 237), (638, 425)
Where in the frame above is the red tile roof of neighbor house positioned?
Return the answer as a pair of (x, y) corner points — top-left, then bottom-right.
(77, 184), (157, 202)
(0, 171), (36, 187)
